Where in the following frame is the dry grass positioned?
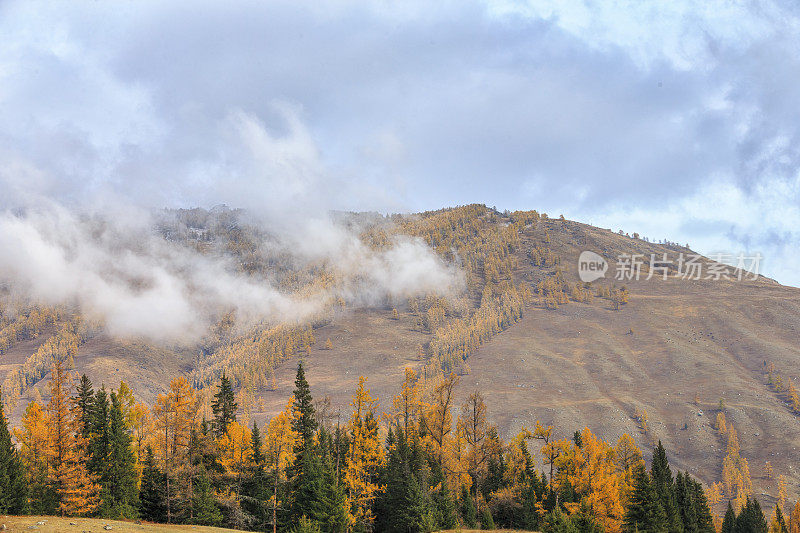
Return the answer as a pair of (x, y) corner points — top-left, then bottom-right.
(0, 516), (239, 533)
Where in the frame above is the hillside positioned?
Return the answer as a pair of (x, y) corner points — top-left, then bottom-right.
(1, 205), (798, 512)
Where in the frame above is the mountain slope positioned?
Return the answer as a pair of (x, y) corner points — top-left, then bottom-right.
(1, 207), (797, 512)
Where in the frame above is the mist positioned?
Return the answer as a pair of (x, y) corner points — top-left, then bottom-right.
(0, 108), (463, 343)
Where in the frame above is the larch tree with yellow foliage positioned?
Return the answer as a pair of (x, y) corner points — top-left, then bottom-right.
(265, 400), (297, 533)
(567, 428), (625, 533)
(391, 367), (420, 444)
(46, 357), (99, 516)
(152, 377), (200, 523)
(14, 400), (54, 514)
(345, 376), (385, 530)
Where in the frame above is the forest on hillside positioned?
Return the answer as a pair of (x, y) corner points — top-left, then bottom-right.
(1, 358), (798, 533)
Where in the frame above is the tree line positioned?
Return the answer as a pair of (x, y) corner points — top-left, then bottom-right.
(1, 359), (797, 533)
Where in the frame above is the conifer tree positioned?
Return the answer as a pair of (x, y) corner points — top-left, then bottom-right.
(375, 428), (433, 533)
(139, 446), (167, 523)
(721, 502), (736, 533)
(0, 388), (27, 514)
(192, 466), (223, 526)
(76, 374), (95, 439)
(211, 374), (237, 438)
(624, 463), (667, 533)
(89, 386), (111, 482)
(480, 507), (496, 530)
(98, 392), (139, 518)
(241, 422), (270, 530)
(771, 504), (789, 533)
(460, 485), (479, 528)
(735, 498), (768, 533)
(288, 363), (325, 526)
(542, 505), (578, 533)
(651, 441), (682, 533)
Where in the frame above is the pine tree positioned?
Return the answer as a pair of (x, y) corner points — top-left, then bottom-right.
(211, 374), (237, 438)
(89, 386), (111, 485)
(721, 502), (736, 533)
(652, 441), (682, 533)
(480, 506), (496, 530)
(675, 472), (697, 533)
(241, 422), (270, 530)
(288, 363), (325, 525)
(735, 498), (768, 533)
(624, 463), (667, 533)
(139, 446), (167, 523)
(375, 427), (433, 533)
(687, 475), (715, 533)
(0, 388), (27, 513)
(75, 374), (95, 439)
(542, 505), (578, 533)
(460, 485), (478, 528)
(771, 504), (789, 533)
(98, 392), (139, 519)
(192, 466), (223, 526)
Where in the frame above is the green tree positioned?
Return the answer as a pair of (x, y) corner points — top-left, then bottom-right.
(480, 507), (496, 530)
(734, 498), (767, 533)
(288, 364), (326, 526)
(624, 463), (667, 533)
(98, 392), (139, 519)
(241, 422), (270, 530)
(211, 374), (237, 438)
(542, 506), (578, 533)
(721, 502), (736, 533)
(192, 466), (223, 526)
(375, 428), (433, 533)
(651, 441), (682, 533)
(139, 446), (167, 523)
(460, 485), (478, 528)
(0, 389), (27, 513)
(89, 386), (111, 479)
(75, 374), (95, 439)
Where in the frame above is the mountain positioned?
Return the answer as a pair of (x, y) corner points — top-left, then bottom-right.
(0, 204), (797, 512)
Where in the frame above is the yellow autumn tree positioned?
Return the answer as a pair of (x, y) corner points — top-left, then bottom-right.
(706, 482), (723, 508)
(789, 501), (800, 533)
(716, 412), (727, 435)
(47, 357), (99, 516)
(567, 428), (625, 533)
(218, 420), (251, 499)
(14, 401), (51, 512)
(421, 372), (459, 469)
(458, 390), (494, 508)
(614, 434), (644, 506)
(345, 376), (385, 530)
(266, 400), (298, 533)
(533, 420), (556, 489)
(152, 377), (200, 523)
(391, 367), (421, 443)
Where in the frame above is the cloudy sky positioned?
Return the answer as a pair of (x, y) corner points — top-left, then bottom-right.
(2, 0), (800, 285)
